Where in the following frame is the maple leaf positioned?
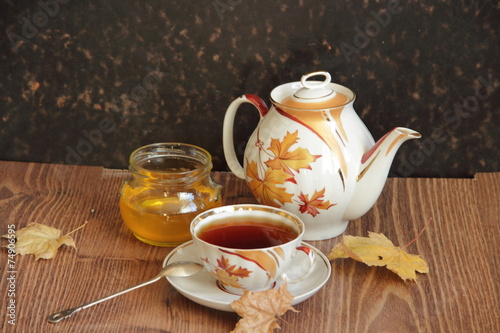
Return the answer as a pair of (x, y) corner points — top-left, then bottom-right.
(265, 131), (319, 176)
(217, 256), (252, 278)
(2, 222), (87, 260)
(231, 284), (298, 333)
(246, 160), (293, 207)
(213, 269), (244, 289)
(298, 188), (335, 216)
(328, 231), (429, 281)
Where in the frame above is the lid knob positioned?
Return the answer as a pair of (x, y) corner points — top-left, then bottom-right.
(292, 71), (335, 102)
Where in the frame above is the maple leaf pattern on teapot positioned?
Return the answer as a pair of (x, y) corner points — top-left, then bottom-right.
(246, 130), (335, 216)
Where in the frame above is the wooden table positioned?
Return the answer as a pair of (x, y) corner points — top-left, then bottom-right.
(0, 161), (498, 332)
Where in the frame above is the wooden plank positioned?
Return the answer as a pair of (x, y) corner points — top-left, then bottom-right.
(474, 173), (500, 329)
(475, 173), (500, 267)
(1, 162), (499, 332)
(0, 162), (104, 330)
(318, 177), (498, 333)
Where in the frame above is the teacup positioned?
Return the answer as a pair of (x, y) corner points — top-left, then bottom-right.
(190, 204), (316, 294)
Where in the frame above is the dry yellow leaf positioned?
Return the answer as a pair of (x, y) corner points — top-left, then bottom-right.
(231, 284), (298, 333)
(328, 232), (429, 281)
(2, 222), (86, 260)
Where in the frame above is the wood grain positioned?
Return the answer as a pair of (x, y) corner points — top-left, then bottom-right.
(0, 161), (498, 332)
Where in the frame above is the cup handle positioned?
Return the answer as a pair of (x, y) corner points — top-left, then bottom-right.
(222, 94), (269, 179)
(282, 244), (317, 284)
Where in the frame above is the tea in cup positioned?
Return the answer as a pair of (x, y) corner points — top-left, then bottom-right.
(190, 204), (316, 294)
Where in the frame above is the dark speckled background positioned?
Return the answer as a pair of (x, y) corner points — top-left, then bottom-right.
(1, 0), (498, 177)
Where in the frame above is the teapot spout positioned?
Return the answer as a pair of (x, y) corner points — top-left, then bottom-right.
(343, 127), (421, 221)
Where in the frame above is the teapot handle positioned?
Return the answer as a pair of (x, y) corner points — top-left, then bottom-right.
(223, 94), (269, 179)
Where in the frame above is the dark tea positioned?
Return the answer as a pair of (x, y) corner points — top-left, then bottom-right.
(197, 220), (297, 249)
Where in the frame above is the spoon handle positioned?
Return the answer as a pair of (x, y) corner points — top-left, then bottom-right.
(47, 275), (162, 323)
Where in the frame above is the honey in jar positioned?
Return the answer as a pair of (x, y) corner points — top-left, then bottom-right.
(119, 143), (222, 246)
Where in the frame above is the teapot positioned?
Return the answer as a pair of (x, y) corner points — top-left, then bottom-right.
(223, 71), (421, 240)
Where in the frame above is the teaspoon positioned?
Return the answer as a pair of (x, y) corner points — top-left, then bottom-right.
(48, 261), (203, 323)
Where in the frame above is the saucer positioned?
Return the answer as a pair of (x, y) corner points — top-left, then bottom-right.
(163, 240), (331, 312)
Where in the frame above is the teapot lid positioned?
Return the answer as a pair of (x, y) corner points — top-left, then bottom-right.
(271, 71), (353, 110)
(291, 71), (335, 103)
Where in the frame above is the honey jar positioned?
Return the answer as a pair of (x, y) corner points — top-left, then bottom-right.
(119, 143), (222, 246)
